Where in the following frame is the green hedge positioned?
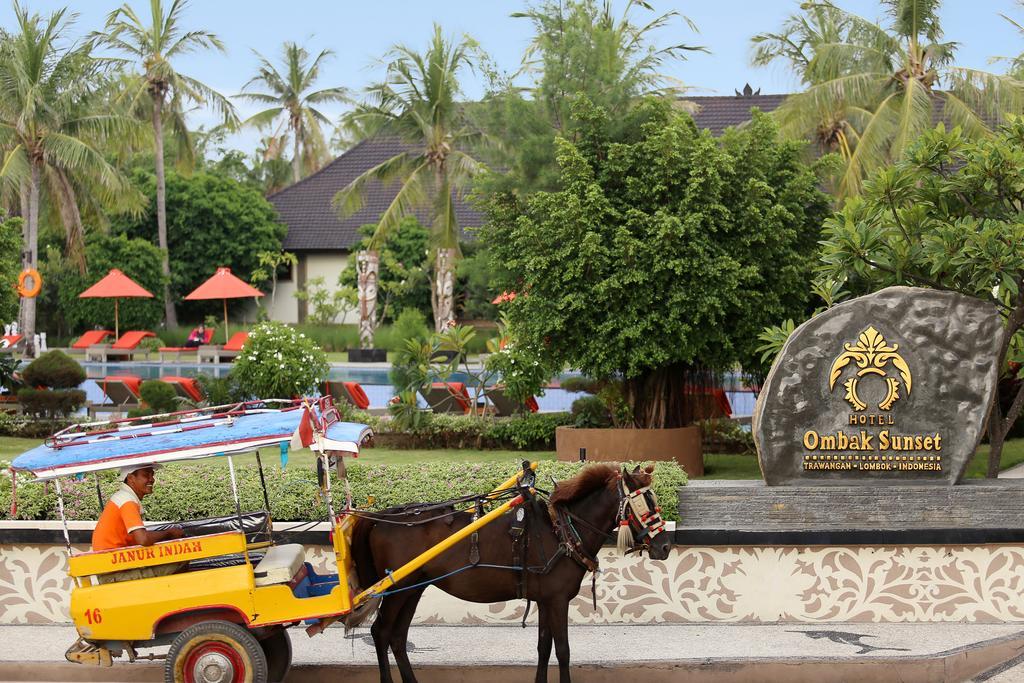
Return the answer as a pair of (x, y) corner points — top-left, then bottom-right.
(0, 459), (686, 523)
(0, 413), (78, 438)
(354, 411), (575, 450)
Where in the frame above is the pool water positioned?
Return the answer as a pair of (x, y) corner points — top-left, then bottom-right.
(54, 361), (756, 415)
(75, 361), (588, 412)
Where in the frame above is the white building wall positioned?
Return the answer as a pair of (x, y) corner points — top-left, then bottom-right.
(303, 253), (354, 324)
(261, 277), (300, 323)
(254, 253), (351, 324)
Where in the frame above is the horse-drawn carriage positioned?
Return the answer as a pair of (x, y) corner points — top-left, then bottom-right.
(11, 395), (671, 683)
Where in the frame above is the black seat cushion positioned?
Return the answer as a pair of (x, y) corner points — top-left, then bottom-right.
(150, 511), (271, 545)
(188, 552), (265, 571)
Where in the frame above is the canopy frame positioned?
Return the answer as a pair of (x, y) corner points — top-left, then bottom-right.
(12, 397), (370, 482)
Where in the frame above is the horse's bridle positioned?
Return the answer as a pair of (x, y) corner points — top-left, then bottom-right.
(615, 474), (666, 555)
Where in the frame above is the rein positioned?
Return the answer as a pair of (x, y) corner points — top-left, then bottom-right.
(355, 468), (665, 620)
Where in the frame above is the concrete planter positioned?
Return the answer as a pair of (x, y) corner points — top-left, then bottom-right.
(555, 425), (703, 477)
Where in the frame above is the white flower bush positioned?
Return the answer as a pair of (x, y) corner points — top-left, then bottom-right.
(233, 322), (329, 399)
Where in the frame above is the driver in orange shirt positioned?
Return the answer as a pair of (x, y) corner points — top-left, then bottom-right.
(93, 464), (185, 582)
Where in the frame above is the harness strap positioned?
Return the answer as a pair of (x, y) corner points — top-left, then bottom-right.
(550, 505), (600, 574)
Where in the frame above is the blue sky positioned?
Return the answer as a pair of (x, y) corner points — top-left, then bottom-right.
(1, 0), (1021, 155)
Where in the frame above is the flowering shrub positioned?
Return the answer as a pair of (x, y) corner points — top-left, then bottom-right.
(0, 459), (687, 522)
(484, 340), (553, 406)
(233, 322), (329, 399)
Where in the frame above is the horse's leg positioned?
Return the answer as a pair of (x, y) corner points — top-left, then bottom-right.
(388, 587), (426, 683)
(549, 598), (572, 683)
(371, 594), (409, 683)
(534, 601), (553, 683)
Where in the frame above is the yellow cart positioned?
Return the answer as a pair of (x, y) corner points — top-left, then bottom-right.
(11, 397), (536, 683)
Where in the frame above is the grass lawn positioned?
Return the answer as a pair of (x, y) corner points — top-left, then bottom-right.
(7, 433), (1024, 480)
(0, 437), (40, 461)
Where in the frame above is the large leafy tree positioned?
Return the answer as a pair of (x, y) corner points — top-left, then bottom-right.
(0, 4), (136, 353)
(478, 0), (704, 195)
(112, 168), (286, 320)
(754, 0), (1024, 198)
(93, 0), (236, 328)
(818, 119), (1024, 477)
(0, 217), (22, 324)
(56, 233), (165, 334)
(482, 98), (832, 428)
(334, 24), (484, 340)
(236, 41), (348, 184)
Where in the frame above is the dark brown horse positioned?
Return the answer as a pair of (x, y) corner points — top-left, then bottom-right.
(350, 463), (672, 683)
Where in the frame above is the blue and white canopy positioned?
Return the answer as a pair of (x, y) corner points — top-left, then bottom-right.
(11, 399), (371, 481)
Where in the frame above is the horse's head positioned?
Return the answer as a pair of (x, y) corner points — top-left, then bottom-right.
(617, 464), (672, 561)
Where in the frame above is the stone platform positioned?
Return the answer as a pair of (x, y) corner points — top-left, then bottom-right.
(677, 479), (1024, 541)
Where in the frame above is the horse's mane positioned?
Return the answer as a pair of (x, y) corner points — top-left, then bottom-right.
(548, 463), (619, 507)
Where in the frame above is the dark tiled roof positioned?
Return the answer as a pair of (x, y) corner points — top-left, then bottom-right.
(270, 136), (484, 252)
(688, 93), (788, 136)
(272, 96), (790, 252)
(271, 92), (1003, 252)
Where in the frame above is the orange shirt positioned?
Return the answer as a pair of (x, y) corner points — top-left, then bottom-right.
(92, 485), (145, 551)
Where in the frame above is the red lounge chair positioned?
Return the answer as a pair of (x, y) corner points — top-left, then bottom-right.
(86, 330), (156, 362)
(0, 334), (23, 354)
(323, 380), (370, 410)
(88, 375), (143, 418)
(70, 330), (113, 351)
(98, 375), (142, 405)
(158, 328), (215, 362)
(423, 382), (472, 414)
(161, 376), (204, 403)
(485, 386), (540, 416)
(198, 331), (249, 364)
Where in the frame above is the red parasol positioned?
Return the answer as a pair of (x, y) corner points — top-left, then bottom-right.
(185, 267), (263, 342)
(78, 268), (153, 338)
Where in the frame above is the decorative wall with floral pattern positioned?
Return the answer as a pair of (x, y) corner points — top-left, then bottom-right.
(3, 544), (1024, 625)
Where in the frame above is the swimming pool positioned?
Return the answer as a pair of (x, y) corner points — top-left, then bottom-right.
(65, 361), (755, 415)
(75, 361), (587, 412)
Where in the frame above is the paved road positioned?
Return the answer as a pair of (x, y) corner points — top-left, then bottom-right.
(3, 623), (1024, 682)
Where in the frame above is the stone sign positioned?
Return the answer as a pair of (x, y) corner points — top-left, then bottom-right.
(753, 287), (1002, 485)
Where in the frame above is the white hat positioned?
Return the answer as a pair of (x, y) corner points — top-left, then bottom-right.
(119, 463), (161, 481)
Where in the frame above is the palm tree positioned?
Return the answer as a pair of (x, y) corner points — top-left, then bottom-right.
(754, 0), (1024, 197)
(998, 2), (1024, 79)
(751, 3), (871, 159)
(334, 25), (484, 340)
(93, 0), (236, 328)
(237, 42), (348, 184)
(0, 3), (137, 354)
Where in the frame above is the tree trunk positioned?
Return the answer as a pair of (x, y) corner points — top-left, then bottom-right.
(19, 160), (40, 356)
(152, 94), (177, 329)
(433, 247), (456, 333)
(622, 364), (716, 429)
(292, 125), (301, 184)
(987, 411), (1005, 478)
(983, 306), (1024, 478)
(53, 168), (86, 274)
(356, 250), (379, 349)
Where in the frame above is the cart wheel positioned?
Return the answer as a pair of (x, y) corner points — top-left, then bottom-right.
(165, 620), (268, 683)
(260, 628), (292, 682)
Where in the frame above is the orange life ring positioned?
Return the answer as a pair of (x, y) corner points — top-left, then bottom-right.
(16, 269), (41, 298)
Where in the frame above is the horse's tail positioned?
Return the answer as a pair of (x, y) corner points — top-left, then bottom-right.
(350, 514), (381, 589)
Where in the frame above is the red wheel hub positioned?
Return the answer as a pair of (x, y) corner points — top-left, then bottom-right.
(183, 641), (245, 683)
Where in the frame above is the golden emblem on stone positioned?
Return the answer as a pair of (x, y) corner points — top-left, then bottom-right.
(828, 326), (912, 411)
